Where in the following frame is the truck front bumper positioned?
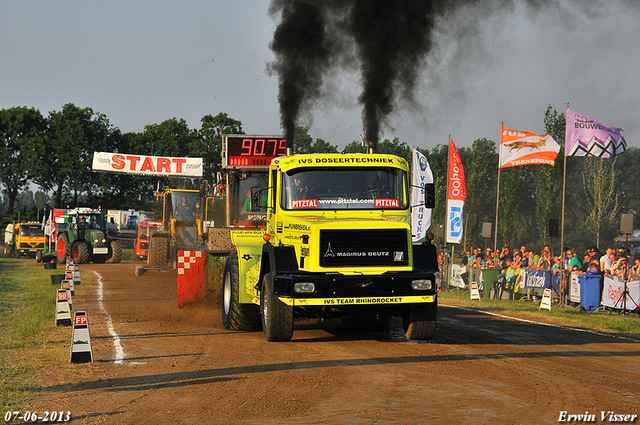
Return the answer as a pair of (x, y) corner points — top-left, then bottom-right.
(273, 271), (437, 307)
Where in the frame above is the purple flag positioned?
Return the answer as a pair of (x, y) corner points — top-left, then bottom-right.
(565, 108), (626, 157)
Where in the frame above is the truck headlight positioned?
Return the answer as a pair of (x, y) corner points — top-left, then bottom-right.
(411, 280), (432, 290)
(293, 282), (315, 293)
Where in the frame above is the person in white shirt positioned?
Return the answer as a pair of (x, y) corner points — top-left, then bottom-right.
(600, 246), (614, 274)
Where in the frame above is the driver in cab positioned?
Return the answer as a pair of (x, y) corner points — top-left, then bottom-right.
(355, 170), (384, 198)
(291, 174), (309, 200)
(176, 196), (194, 220)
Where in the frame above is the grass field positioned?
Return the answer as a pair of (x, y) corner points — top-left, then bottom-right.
(0, 257), (78, 413)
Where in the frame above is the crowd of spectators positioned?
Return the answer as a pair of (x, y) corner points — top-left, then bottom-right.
(438, 245), (639, 283)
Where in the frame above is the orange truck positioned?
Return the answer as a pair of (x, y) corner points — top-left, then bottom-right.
(135, 220), (163, 260)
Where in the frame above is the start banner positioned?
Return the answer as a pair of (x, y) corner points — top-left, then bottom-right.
(92, 152), (203, 178)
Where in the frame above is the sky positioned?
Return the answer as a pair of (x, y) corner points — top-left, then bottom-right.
(2, 0), (639, 151)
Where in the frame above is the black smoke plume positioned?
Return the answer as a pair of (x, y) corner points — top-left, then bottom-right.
(268, 1), (333, 152)
(349, 0), (435, 150)
(269, 0), (440, 152)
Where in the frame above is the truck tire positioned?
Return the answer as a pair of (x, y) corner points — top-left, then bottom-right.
(222, 251), (261, 331)
(261, 273), (294, 341)
(403, 300), (437, 340)
(36, 251), (43, 263)
(73, 241), (91, 264)
(149, 234), (169, 267)
(57, 233), (71, 264)
(109, 240), (123, 263)
(10, 245), (17, 258)
(3, 243), (10, 257)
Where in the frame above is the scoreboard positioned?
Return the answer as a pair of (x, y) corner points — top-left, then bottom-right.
(222, 135), (287, 169)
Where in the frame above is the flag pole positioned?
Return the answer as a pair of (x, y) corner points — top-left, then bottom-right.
(560, 104), (569, 260)
(494, 124), (503, 252)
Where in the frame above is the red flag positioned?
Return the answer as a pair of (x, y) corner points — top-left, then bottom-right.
(446, 137), (466, 244)
(447, 136), (466, 201)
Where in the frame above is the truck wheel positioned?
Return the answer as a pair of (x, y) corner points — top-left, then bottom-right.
(109, 240), (123, 263)
(10, 245), (17, 258)
(149, 235), (169, 266)
(73, 241), (91, 264)
(36, 251), (43, 263)
(261, 273), (294, 341)
(57, 233), (71, 264)
(402, 300), (437, 340)
(222, 251), (261, 331)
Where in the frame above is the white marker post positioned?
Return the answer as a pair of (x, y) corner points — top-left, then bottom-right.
(70, 311), (93, 363)
(55, 289), (72, 326)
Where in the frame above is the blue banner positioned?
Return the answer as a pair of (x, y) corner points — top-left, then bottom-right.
(521, 269), (552, 289)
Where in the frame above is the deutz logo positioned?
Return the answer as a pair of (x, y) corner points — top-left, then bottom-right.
(324, 242), (335, 258)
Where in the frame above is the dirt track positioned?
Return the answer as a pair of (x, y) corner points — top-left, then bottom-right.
(32, 261), (640, 424)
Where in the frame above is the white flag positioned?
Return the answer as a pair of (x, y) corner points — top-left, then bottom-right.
(411, 149), (433, 242)
(44, 210), (53, 237)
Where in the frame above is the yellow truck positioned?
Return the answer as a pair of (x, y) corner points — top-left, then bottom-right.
(4, 222), (47, 260)
(222, 152), (438, 341)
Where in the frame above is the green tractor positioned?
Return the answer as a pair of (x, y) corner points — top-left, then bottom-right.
(56, 208), (122, 264)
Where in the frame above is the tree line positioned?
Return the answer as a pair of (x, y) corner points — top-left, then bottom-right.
(1, 103), (635, 253)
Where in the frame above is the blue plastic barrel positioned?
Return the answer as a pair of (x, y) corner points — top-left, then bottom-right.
(578, 274), (601, 311)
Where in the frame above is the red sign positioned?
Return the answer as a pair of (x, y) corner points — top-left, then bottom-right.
(57, 292), (68, 301)
(292, 199), (318, 209)
(61, 281), (70, 289)
(75, 316), (87, 326)
(375, 198), (400, 208)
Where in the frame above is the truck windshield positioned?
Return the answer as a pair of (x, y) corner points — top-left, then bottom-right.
(281, 167), (407, 210)
(172, 192), (201, 221)
(20, 227), (44, 237)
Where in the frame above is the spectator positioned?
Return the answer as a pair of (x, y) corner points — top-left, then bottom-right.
(586, 261), (601, 276)
(591, 248), (599, 261)
(564, 249), (581, 272)
(578, 252), (592, 273)
(600, 247), (614, 274)
(500, 246), (510, 261)
(497, 256), (512, 281)
(552, 254), (562, 274)
(604, 252), (617, 276)
(485, 257), (494, 268)
(612, 253), (628, 280)
(468, 248), (477, 265)
(519, 245), (527, 259)
(629, 256), (640, 281)
(511, 252), (522, 269)
(537, 249), (552, 270)
(532, 249), (541, 268)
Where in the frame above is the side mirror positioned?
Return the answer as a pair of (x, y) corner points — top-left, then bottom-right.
(251, 187), (263, 212)
(424, 183), (435, 209)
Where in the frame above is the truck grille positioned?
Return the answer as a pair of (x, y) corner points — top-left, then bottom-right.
(319, 229), (408, 267)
